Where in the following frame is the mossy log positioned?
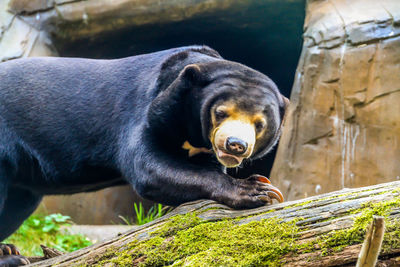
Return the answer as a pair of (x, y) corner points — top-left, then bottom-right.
(29, 181), (400, 266)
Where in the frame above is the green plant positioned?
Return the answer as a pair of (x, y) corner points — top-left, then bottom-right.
(4, 213), (92, 256)
(132, 202), (169, 225)
(117, 214), (135, 226)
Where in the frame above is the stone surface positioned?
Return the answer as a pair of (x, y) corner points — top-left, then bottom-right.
(8, 0), (55, 14)
(0, 0), (56, 61)
(271, 0), (400, 200)
(66, 225), (133, 243)
(0, 0), (14, 39)
(10, 0), (276, 41)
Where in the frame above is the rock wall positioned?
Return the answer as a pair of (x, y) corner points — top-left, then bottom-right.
(271, 0), (400, 200)
(0, 0), (56, 61)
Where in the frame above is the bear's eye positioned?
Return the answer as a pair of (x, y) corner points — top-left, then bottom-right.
(255, 120), (266, 132)
(215, 107), (228, 121)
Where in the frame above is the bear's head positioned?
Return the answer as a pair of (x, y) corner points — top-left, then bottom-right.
(181, 60), (289, 168)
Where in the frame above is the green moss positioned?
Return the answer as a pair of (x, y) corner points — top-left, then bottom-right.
(170, 218), (299, 266)
(96, 213), (300, 267)
(311, 197), (400, 256)
(382, 219), (400, 253)
(154, 213), (203, 237)
(109, 250), (134, 266)
(283, 186), (397, 211)
(91, 192), (400, 267)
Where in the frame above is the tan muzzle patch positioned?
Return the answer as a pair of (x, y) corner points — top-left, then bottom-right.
(212, 120), (256, 168)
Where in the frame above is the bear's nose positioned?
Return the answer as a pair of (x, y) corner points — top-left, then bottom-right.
(225, 137), (248, 155)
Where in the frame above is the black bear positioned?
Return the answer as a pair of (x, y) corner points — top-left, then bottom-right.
(0, 46), (287, 265)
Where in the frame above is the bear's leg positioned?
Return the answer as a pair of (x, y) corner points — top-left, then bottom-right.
(122, 137), (282, 209)
(0, 187), (42, 240)
(0, 187), (42, 267)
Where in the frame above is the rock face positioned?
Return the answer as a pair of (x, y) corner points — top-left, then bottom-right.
(271, 0), (400, 200)
(0, 0), (56, 61)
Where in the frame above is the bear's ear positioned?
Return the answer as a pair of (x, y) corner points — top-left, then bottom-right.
(279, 95), (290, 122)
(181, 64), (205, 85)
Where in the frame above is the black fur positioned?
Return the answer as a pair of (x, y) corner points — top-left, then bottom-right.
(0, 256), (29, 267)
(0, 46), (286, 243)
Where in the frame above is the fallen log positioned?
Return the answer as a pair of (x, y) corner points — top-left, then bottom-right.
(29, 181), (400, 266)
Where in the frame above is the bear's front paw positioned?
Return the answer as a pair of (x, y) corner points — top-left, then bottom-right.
(0, 256), (30, 267)
(248, 174), (284, 203)
(0, 244), (29, 267)
(220, 174), (284, 209)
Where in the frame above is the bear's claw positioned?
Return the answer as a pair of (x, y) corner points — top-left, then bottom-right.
(267, 190), (284, 203)
(253, 175), (284, 203)
(256, 176), (272, 184)
(0, 244), (19, 256)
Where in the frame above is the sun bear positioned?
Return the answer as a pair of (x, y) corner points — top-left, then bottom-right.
(0, 46), (287, 265)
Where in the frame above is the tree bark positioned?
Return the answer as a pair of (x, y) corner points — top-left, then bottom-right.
(28, 181), (400, 266)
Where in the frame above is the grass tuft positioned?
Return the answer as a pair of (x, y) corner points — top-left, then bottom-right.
(5, 213), (92, 256)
